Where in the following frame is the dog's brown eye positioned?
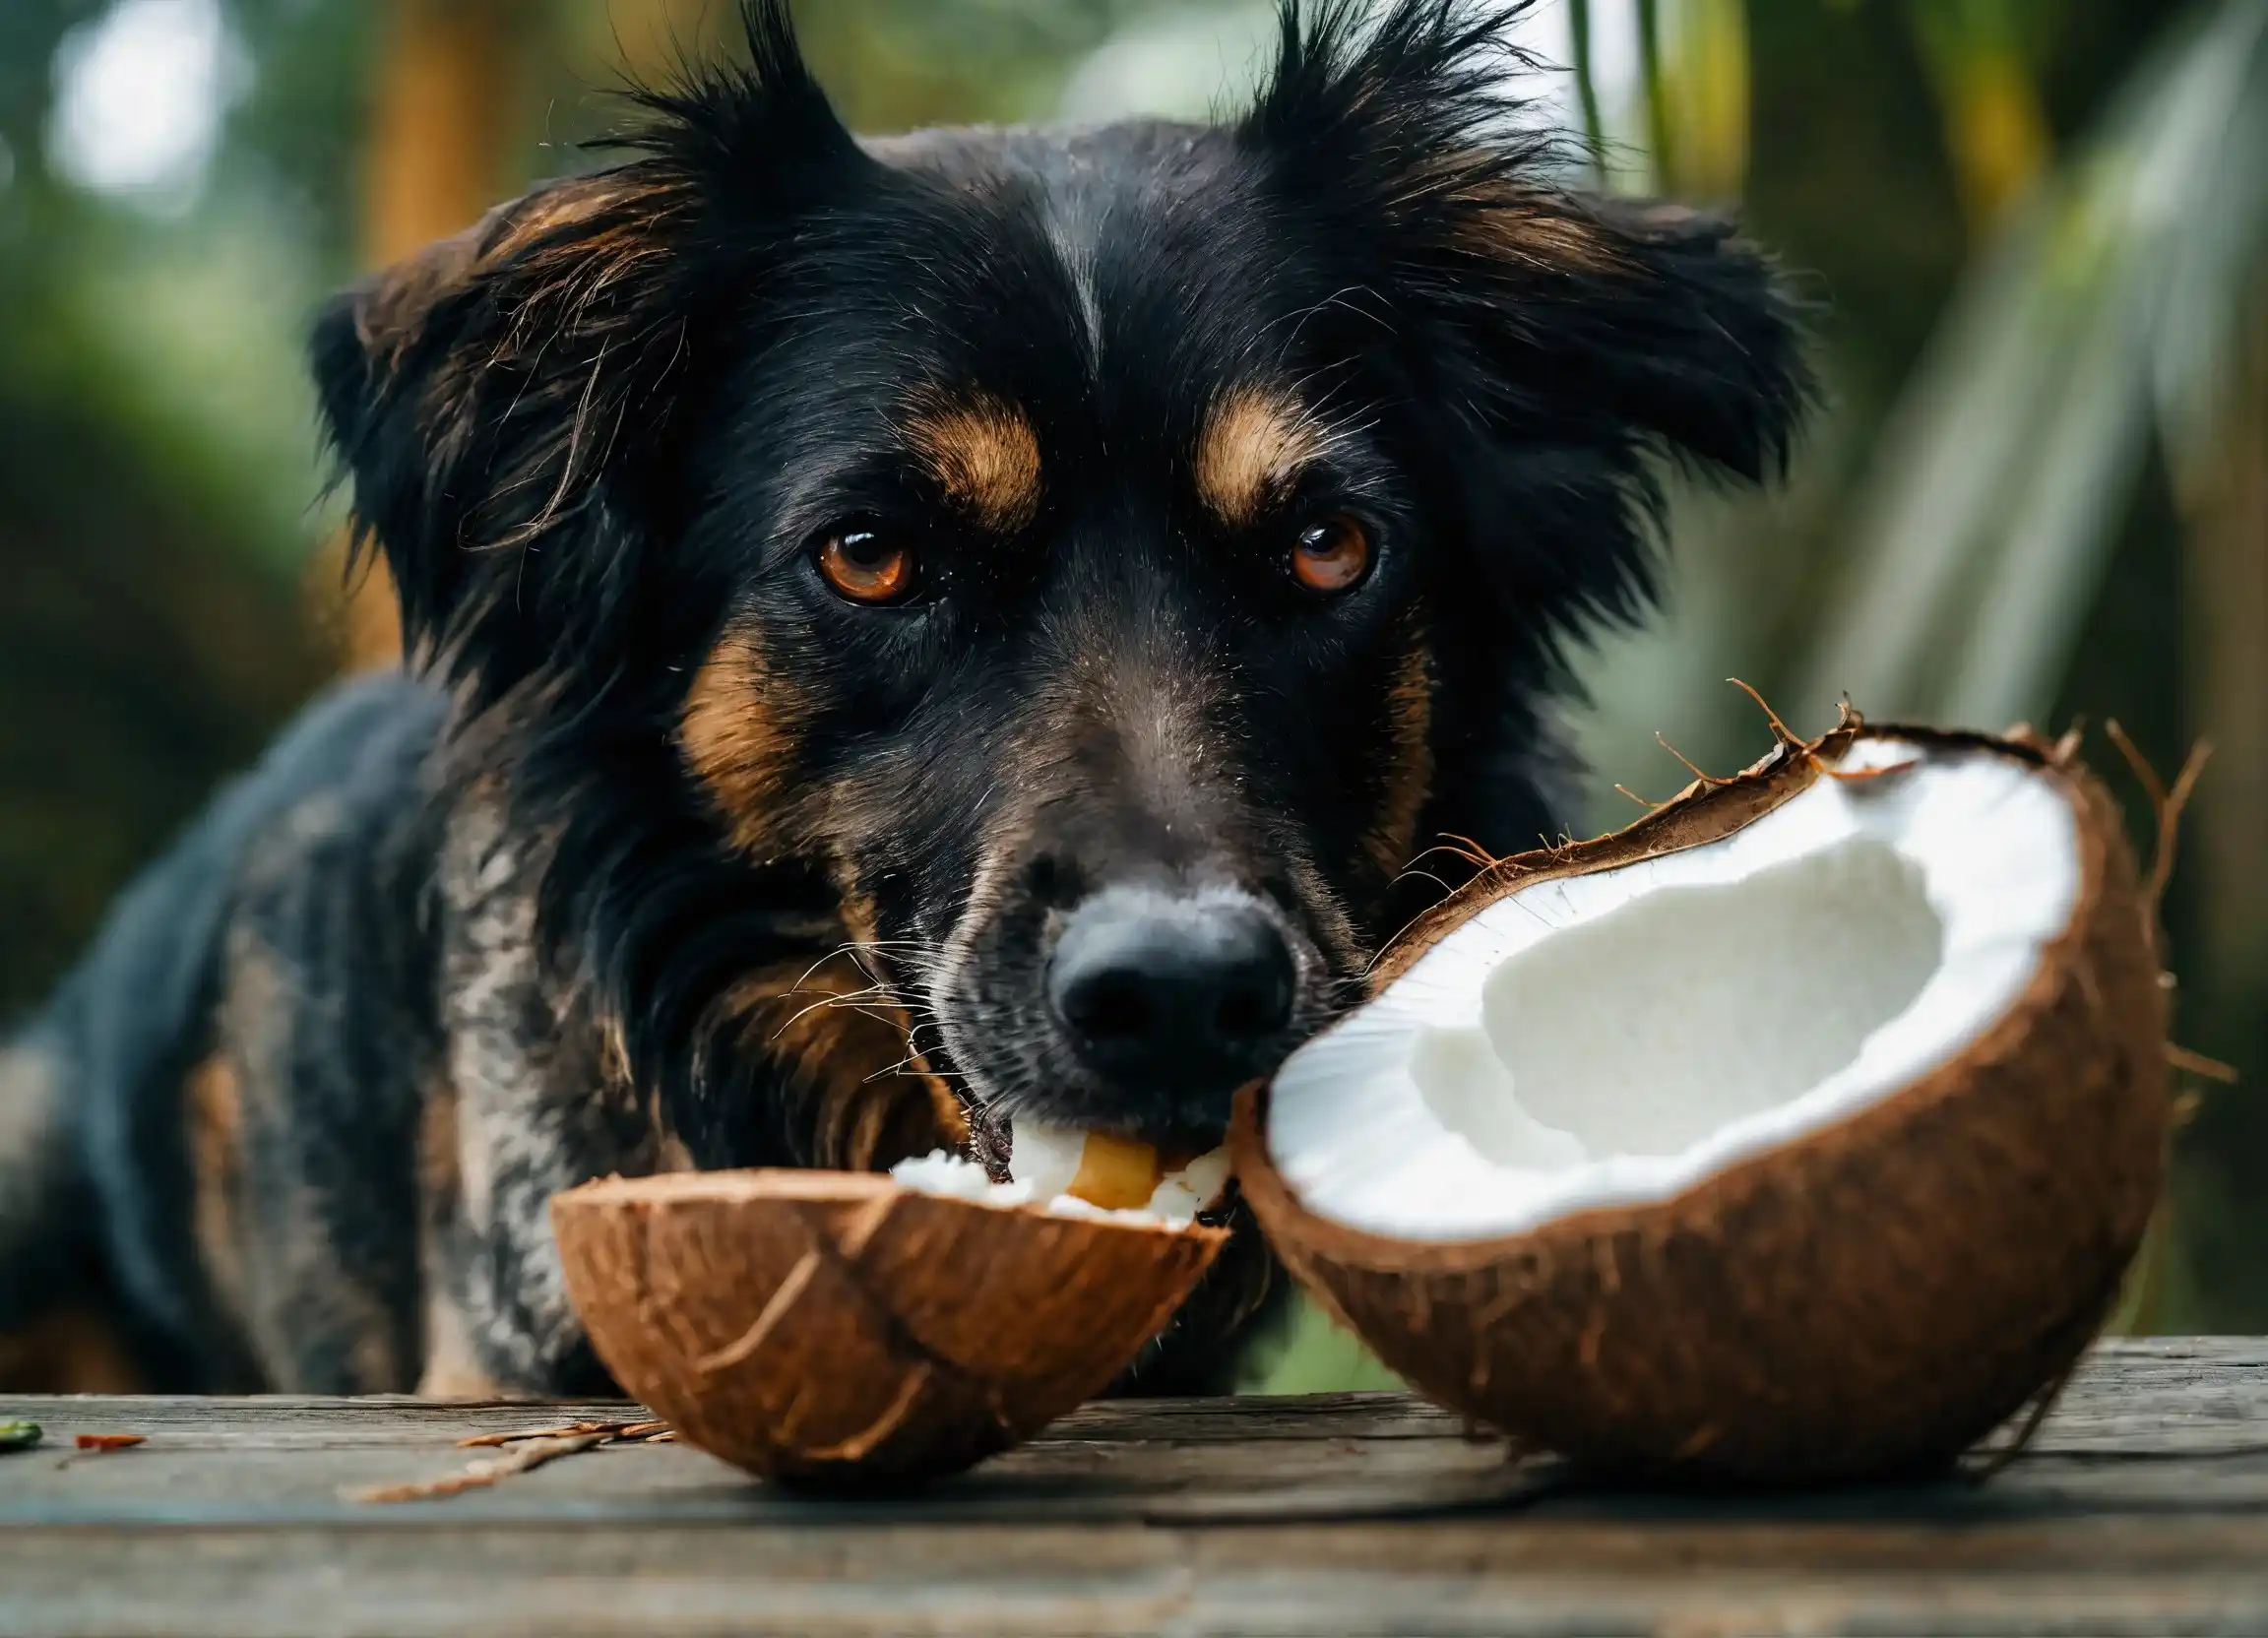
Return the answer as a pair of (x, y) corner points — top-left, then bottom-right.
(1290, 513), (1372, 595)
(817, 528), (916, 604)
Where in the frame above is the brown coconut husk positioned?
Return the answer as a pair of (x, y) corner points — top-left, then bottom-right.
(1232, 714), (2171, 1483)
(551, 1170), (1226, 1489)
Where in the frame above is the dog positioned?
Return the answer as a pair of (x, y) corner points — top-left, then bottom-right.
(0, 0), (1804, 1397)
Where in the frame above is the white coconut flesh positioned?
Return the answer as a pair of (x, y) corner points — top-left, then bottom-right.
(891, 1122), (1231, 1228)
(1270, 736), (2082, 1241)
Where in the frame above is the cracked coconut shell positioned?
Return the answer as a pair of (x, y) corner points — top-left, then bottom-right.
(1231, 717), (2173, 1483)
(550, 1169), (1226, 1488)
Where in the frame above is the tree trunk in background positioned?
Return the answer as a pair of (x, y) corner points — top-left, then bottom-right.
(366, 0), (525, 266)
(2178, 315), (2268, 1326)
(317, 0), (532, 671)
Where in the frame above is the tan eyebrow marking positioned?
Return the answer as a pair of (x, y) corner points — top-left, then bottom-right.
(1194, 385), (1326, 529)
(903, 391), (1043, 534)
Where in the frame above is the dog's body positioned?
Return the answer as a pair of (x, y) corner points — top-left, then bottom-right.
(0, 0), (1804, 1397)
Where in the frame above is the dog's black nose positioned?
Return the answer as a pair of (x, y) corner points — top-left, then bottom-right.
(1048, 888), (1296, 1097)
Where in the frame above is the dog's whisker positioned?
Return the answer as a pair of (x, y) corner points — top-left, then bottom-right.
(782, 980), (893, 1012)
(789, 942), (896, 991)
(765, 985), (894, 1042)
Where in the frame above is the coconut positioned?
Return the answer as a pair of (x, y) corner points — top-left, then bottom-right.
(1231, 713), (2172, 1482)
(551, 1125), (1228, 1489)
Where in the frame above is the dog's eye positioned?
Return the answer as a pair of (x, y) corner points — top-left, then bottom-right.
(1290, 513), (1372, 595)
(816, 527), (917, 604)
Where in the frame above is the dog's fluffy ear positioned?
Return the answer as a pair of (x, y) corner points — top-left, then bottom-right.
(310, 0), (860, 705)
(1241, 0), (1810, 620)
(310, 173), (694, 699)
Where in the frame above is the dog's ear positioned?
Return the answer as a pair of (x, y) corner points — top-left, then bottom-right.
(310, 173), (691, 700)
(1241, 0), (1809, 620)
(311, 0), (862, 706)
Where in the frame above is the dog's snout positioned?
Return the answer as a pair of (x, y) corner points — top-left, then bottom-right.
(1047, 888), (1295, 1099)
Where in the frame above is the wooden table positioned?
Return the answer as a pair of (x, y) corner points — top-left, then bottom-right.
(2, 1338), (2263, 1636)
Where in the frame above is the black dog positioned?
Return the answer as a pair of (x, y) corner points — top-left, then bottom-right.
(0, 0), (1803, 1396)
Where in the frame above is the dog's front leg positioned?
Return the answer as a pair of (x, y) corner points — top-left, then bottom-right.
(425, 835), (653, 1399)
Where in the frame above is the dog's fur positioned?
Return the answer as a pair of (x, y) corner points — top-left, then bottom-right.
(0, 0), (1804, 1396)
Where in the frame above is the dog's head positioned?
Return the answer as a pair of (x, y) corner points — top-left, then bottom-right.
(313, 0), (1806, 1164)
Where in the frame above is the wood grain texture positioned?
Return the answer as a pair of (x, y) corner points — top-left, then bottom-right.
(0, 1340), (2261, 1636)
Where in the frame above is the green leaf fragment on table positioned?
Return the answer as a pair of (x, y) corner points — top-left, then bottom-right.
(0, 1420), (41, 1453)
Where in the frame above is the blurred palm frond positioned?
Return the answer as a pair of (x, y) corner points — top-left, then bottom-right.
(1796, 0), (2268, 731)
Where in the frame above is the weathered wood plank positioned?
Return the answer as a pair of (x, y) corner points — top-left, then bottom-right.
(7, 1425), (2268, 1529)
(4, 1337), (2258, 1452)
(0, 1391), (1459, 1450)
(5, 1521), (2268, 1637)
(4, 1340), (2265, 1527)
(0, 1340), (2261, 1636)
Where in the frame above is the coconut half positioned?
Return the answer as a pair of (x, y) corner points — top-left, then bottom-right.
(551, 1124), (1228, 1489)
(1232, 715), (2172, 1482)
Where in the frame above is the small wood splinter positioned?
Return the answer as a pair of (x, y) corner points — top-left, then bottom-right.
(454, 1418), (665, 1449)
(352, 1431), (614, 1505)
(358, 1418), (676, 1503)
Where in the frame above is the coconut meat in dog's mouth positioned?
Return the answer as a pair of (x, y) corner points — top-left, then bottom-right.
(892, 1125), (1229, 1227)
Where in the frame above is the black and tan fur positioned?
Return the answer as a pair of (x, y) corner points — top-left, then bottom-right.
(0, 0), (1805, 1396)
